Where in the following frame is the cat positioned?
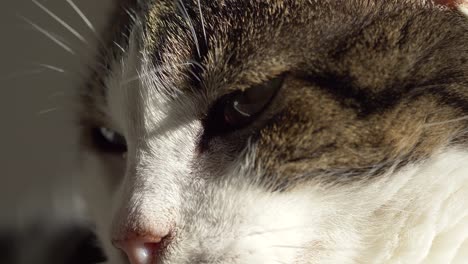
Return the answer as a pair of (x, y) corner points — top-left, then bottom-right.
(78, 0), (468, 263)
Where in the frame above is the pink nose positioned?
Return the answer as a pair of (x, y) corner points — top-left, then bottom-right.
(113, 234), (166, 264)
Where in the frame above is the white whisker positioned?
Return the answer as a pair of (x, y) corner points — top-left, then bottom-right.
(424, 115), (468, 127)
(30, 61), (88, 79)
(177, 0), (201, 57)
(125, 9), (137, 23)
(37, 64), (66, 73)
(114, 41), (126, 53)
(271, 245), (307, 249)
(65, 0), (96, 33)
(122, 62), (195, 85)
(196, 0), (207, 44)
(186, 59), (206, 71)
(123, 68), (168, 85)
(37, 107), (58, 115)
(31, 0), (87, 44)
(245, 226), (312, 237)
(19, 15), (75, 55)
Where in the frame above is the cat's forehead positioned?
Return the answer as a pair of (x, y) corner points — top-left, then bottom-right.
(81, 1), (466, 102)
(132, 0), (467, 99)
(81, 0), (468, 126)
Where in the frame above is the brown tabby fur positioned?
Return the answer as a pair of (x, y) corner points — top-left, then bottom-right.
(80, 0), (468, 190)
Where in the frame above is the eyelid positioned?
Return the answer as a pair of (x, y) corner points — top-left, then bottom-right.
(223, 72), (287, 95)
(230, 76), (284, 118)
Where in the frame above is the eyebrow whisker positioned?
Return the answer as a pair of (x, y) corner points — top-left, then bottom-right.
(31, 0), (88, 45)
(122, 62), (197, 85)
(18, 15), (76, 55)
(65, 0), (96, 34)
(177, 0), (201, 57)
(196, 0), (207, 45)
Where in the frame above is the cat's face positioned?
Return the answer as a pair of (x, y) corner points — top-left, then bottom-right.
(78, 1), (468, 264)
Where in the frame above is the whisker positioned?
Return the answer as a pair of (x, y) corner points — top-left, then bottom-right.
(18, 15), (75, 55)
(122, 62), (195, 85)
(271, 245), (308, 249)
(245, 226), (312, 237)
(273, 243), (363, 252)
(29, 61), (89, 79)
(186, 59), (206, 71)
(36, 64), (66, 73)
(31, 0), (87, 44)
(1, 61), (71, 82)
(65, 0), (107, 48)
(37, 107), (58, 115)
(424, 115), (468, 127)
(196, 0), (207, 45)
(125, 8), (137, 23)
(65, 0), (96, 34)
(177, 0), (201, 57)
(18, 61), (87, 81)
(113, 41), (126, 53)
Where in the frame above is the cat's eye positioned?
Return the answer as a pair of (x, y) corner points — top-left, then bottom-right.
(223, 76), (284, 128)
(204, 75), (284, 135)
(91, 126), (127, 154)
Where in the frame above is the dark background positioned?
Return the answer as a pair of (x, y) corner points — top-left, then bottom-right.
(0, 0), (114, 263)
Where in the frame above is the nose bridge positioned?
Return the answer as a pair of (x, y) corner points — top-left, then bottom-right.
(111, 121), (198, 240)
(112, 190), (176, 236)
(111, 157), (181, 240)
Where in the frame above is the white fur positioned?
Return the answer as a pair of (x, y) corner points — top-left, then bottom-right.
(85, 127), (468, 264)
(459, 2), (468, 16)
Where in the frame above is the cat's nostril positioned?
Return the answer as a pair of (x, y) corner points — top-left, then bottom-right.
(113, 235), (165, 264)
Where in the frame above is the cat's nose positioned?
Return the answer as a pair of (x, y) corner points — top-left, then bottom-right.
(113, 232), (169, 264)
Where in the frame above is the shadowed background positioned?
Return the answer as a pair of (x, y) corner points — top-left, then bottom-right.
(0, 0), (114, 263)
